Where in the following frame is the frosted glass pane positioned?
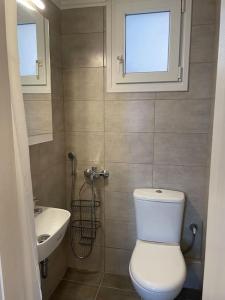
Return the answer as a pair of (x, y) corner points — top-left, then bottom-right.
(125, 12), (170, 73)
(17, 24), (38, 76)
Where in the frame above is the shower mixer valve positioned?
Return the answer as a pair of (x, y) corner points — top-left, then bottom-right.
(84, 167), (109, 179)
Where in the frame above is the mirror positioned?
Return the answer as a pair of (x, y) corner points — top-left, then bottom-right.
(17, 2), (53, 145)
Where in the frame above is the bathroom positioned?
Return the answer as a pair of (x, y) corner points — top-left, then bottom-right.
(0, 0), (224, 299)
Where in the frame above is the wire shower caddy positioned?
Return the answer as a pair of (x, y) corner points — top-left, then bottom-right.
(68, 152), (109, 259)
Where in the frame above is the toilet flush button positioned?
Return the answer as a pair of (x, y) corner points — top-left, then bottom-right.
(156, 189), (162, 193)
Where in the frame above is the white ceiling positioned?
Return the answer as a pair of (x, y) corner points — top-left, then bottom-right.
(51, 0), (106, 9)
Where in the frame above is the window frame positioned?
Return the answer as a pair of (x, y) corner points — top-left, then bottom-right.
(107, 0), (192, 92)
(17, 6), (51, 93)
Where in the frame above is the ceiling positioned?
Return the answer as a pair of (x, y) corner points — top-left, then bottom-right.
(51, 0), (106, 9)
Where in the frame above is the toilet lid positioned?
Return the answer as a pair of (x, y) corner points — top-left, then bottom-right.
(129, 240), (186, 293)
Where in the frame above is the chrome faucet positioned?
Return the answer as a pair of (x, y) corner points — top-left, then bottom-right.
(33, 196), (43, 214)
(84, 167), (109, 180)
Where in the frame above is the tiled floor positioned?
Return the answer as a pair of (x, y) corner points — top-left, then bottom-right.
(50, 269), (202, 300)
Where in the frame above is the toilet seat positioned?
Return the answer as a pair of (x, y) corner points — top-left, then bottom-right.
(129, 240), (186, 299)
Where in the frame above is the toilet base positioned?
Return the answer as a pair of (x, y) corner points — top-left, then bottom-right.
(130, 267), (182, 300)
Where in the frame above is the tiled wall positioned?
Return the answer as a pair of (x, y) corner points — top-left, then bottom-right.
(28, 1), (67, 299)
(24, 93), (53, 138)
(59, 0), (219, 290)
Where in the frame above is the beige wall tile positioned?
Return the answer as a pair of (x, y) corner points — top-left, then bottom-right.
(38, 163), (66, 208)
(105, 163), (153, 193)
(192, 0), (217, 25)
(23, 93), (51, 101)
(105, 90), (156, 101)
(50, 32), (62, 68)
(64, 101), (104, 132)
(155, 100), (211, 133)
(190, 25), (217, 63)
(62, 33), (103, 68)
(105, 133), (154, 163)
(51, 66), (63, 98)
(39, 133), (65, 172)
(42, 0), (61, 34)
(153, 165), (208, 215)
(61, 7), (104, 34)
(24, 101), (52, 136)
(105, 101), (154, 133)
(66, 132), (104, 163)
(105, 248), (132, 276)
(52, 98), (65, 133)
(63, 68), (103, 100)
(29, 145), (40, 176)
(105, 191), (135, 223)
(154, 133), (209, 166)
(156, 63), (216, 100)
(105, 220), (136, 250)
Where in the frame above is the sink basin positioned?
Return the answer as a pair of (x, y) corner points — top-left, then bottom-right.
(35, 207), (71, 262)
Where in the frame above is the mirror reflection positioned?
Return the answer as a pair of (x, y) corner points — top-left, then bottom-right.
(17, 1), (53, 145)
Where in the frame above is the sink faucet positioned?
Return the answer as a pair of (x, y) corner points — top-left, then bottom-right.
(33, 196), (43, 214)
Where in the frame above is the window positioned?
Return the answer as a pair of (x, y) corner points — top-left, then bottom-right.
(125, 12), (170, 73)
(17, 23), (38, 77)
(17, 5), (51, 93)
(107, 0), (192, 92)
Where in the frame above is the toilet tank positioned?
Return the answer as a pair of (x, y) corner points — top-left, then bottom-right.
(134, 189), (185, 244)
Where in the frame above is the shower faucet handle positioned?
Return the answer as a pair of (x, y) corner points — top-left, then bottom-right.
(100, 169), (109, 178)
(84, 167), (109, 179)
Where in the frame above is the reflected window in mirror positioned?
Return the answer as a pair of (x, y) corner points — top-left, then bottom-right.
(17, 3), (51, 93)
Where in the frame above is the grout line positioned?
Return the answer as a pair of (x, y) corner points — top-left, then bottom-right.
(63, 97), (213, 102)
(94, 162), (208, 167)
(94, 273), (104, 300)
(61, 32), (103, 37)
(96, 285), (136, 293)
(64, 130), (210, 134)
(62, 278), (100, 288)
(192, 22), (217, 27)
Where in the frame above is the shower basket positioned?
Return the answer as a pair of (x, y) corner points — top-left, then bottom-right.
(68, 153), (109, 259)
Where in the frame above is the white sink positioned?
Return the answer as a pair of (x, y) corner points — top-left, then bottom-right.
(35, 207), (71, 262)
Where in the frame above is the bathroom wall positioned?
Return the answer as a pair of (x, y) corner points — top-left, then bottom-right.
(62, 0), (219, 289)
(28, 1), (67, 298)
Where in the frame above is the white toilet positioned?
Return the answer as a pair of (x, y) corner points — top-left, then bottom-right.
(129, 189), (186, 300)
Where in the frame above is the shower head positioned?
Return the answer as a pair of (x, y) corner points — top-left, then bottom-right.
(68, 152), (75, 160)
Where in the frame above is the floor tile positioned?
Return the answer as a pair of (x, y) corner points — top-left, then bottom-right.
(96, 287), (140, 300)
(50, 281), (98, 300)
(176, 288), (202, 300)
(50, 271), (202, 300)
(63, 268), (103, 286)
(102, 273), (134, 291)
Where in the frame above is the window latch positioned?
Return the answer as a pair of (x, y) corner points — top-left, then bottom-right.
(36, 60), (43, 80)
(117, 55), (125, 77)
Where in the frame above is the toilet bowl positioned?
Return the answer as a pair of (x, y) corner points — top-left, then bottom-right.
(129, 240), (186, 300)
(129, 189), (186, 300)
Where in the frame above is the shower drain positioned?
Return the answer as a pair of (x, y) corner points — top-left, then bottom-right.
(37, 234), (50, 244)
